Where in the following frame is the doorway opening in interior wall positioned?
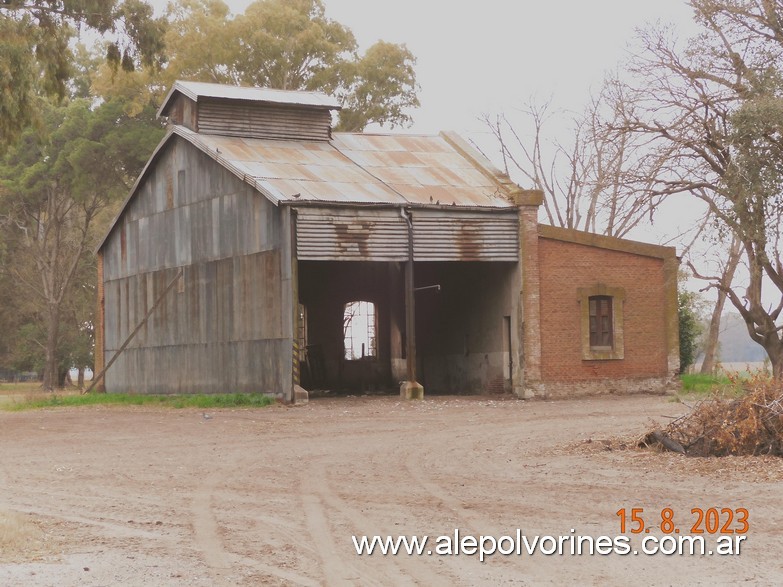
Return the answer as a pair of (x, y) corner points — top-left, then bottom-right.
(343, 300), (377, 360)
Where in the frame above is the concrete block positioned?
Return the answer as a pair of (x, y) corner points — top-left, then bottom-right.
(400, 380), (424, 400)
(293, 384), (309, 405)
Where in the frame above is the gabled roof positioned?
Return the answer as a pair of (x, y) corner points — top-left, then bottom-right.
(157, 80), (342, 118)
(174, 127), (517, 207)
(97, 124), (523, 252)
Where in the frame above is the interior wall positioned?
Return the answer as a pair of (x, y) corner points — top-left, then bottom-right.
(298, 261), (395, 391)
(298, 260), (516, 395)
(414, 262), (516, 394)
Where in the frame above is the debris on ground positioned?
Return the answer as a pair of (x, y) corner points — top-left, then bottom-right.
(640, 376), (783, 457)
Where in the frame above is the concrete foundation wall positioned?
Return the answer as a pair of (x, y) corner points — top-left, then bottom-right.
(529, 377), (677, 398)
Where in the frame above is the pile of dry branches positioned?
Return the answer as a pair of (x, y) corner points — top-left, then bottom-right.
(641, 377), (783, 457)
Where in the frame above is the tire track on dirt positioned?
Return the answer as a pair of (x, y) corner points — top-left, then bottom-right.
(400, 428), (533, 583)
(302, 458), (458, 586)
(191, 469), (320, 586)
(191, 471), (235, 586)
(299, 461), (369, 586)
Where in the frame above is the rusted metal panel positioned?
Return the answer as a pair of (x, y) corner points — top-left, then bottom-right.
(164, 127), (517, 208)
(104, 250), (287, 393)
(295, 207), (408, 261)
(411, 210), (519, 261)
(198, 100), (332, 141)
(295, 207), (519, 262)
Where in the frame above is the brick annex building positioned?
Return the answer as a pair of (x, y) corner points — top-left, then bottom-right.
(95, 81), (680, 401)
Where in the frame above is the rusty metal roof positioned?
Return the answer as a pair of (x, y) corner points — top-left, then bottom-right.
(158, 80), (341, 118)
(97, 123), (520, 252)
(174, 126), (516, 208)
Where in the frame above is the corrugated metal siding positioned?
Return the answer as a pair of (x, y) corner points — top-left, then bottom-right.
(102, 137), (291, 395)
(295, 207), (519, 262)
(198, 100), (332, 141)
(412, 210), (519, 261)
(105, 252), (283, 351)
(103, 137), (283, 282)
(296, 208), (409, 261)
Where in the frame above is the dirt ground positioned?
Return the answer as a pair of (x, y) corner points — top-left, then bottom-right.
(0, 393), (781, 586)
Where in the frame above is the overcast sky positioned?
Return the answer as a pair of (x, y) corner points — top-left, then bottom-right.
(151, 0), (699, 136)
(140, 1), (783, 309)
(147, 1), (722, 267)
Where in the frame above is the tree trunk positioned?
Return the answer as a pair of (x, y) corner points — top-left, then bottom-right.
(770, 347), (783, 380)
(700, 295), (726, 375)
(43, 306), (60, 391)
(700, 237), (742, 375)
(77, 367), (85, 389)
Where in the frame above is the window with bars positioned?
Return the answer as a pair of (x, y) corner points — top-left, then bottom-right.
(343, 300), (377, 360)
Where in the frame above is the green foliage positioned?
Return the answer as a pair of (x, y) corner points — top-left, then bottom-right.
(0, 17), (37, 149)
(3, 392), (277, 411)
(6, 323), (45, 373)
(163, 0), (419, 131)
(0, 97), (164, 387)
(1, 97), (163, 214)
(679, 373), (736, 395)
(678, 289), (704, 373)
(0, 0), (166, 147)
(336, 41), (419, 132)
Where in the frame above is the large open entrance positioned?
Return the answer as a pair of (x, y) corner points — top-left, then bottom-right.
(297, 260), (517, 394)
(293, 205), (520, 396)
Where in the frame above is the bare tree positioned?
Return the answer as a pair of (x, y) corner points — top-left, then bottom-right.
(610, 2), (783, 378)
(482, 85), (669, 238)
(699, 235), (743, 374)
(3, 184), (101, 389)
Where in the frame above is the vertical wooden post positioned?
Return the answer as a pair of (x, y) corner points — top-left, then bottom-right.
(405, 252), (417, 383)
(401, 208), (423, 399)
(94, 251), (106, 392)
(290, 208), (308, 404)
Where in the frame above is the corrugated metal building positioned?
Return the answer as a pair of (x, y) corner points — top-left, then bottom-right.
(95, 81), (679, 400)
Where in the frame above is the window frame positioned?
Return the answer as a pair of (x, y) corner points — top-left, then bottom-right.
(578, 285), (625, 360)
(343, 300), (378, 361)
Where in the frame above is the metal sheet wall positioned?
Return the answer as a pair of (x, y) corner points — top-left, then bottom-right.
(295, 208), (519, 262)
(296, 208), (409, 261)
(198, 100), (332, 141)
(103, 137), (283, 282)
(101, 137), (291, 395)
(104, 251), (288, 395)
(412, 210), (518, 261)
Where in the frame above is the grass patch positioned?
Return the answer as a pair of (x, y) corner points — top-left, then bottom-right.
(0, 382), (47, 395)
(2, 391), (276, 411)
(680, 373), (737, 395)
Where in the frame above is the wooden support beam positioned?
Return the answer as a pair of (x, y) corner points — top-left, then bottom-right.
(85, 268), (184, 394)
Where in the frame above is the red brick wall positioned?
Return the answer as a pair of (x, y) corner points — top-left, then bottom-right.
(537, 237), (669, 382)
